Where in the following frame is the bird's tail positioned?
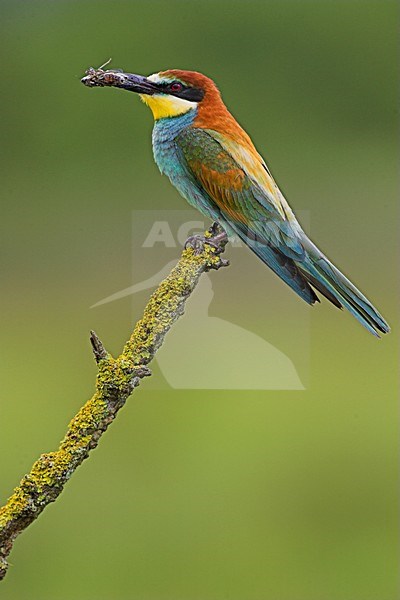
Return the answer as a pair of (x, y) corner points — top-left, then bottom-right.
(297, 234), (390, 337)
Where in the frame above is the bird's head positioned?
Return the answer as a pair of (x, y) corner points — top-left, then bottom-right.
(118, 69), (221, 120)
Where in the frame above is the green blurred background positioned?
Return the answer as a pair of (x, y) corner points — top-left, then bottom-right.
(0, 1), (398, 598)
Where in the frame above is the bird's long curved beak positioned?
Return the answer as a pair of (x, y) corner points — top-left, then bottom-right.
(81, 68), (158, 95)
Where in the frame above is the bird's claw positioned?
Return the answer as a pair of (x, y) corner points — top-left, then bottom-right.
(185, 234), (208, 254)
(185, 222), (228, 254)
(184, 222), (229, 270)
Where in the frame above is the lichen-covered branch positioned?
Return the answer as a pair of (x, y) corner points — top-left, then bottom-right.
(0, 224), (228, 581)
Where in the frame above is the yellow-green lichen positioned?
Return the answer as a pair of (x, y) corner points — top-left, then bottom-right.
(123, 245), (219, 363)
(0, 232), (227, 578)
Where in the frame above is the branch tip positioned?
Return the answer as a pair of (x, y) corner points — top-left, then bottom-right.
(89, 330), (108, 362)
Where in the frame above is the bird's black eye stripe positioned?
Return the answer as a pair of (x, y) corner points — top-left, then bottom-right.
(155, 80), (205, 102)
(178, 87), (205, 102)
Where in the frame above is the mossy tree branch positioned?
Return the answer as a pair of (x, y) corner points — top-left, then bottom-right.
(0, 224), (228, 581)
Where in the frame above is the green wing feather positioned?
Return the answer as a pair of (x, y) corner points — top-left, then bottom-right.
(175, 127), (319, 305)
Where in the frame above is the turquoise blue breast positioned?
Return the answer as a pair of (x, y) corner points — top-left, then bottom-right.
(152, 110), (196, 177)
(151, 110), (219, 220)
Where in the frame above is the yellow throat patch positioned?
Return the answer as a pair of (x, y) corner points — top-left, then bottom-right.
(140, 93), (197, 120)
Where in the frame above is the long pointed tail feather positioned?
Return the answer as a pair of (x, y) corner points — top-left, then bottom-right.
(298, 236), (390, 337)
(226, 219), (389, 336)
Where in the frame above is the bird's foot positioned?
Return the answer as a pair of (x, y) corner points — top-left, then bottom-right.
(185, 222), (229, 270)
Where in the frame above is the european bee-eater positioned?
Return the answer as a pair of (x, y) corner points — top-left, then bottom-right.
(84, 68), (389, 337)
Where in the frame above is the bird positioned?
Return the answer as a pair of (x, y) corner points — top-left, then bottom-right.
(86, 68), (390, 337)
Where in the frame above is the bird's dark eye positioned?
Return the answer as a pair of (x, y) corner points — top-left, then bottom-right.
(169, 81), (183, 92)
